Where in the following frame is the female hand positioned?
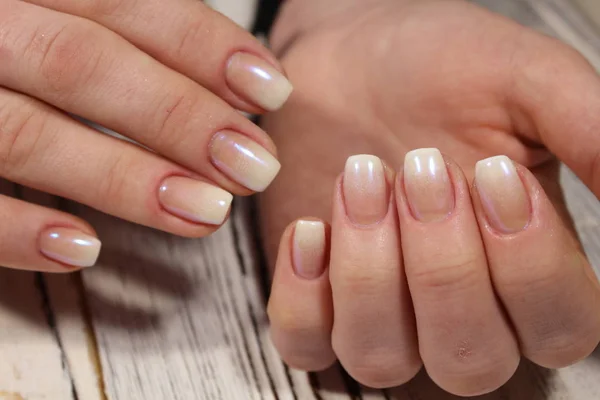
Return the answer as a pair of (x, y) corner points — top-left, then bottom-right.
(260, 0), (600, 395)
(0, 0), (292, 271)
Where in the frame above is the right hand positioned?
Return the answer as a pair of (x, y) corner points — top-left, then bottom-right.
(0, 0), (292, 272)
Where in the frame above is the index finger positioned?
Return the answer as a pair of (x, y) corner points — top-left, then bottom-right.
(27, 0), (293, 112)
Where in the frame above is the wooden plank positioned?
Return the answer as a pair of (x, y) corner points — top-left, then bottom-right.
(0, 182), (75, 400)
(72, 1), (600, 399)
(75, 201), (298, 400)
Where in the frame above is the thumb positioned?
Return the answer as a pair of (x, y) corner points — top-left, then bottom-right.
(513, 42), (600, 197)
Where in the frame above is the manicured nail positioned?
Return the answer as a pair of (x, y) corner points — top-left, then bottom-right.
(226, 52), (293, 111)
(159, 177), (233, 225)
(343, 155), (388, 225)
(40, 228), (101, 268)
(209, 130), (281, 192)
(293, 220), (327, 280)
(404, 148), (454, 222)
(475, 156), (530, 233)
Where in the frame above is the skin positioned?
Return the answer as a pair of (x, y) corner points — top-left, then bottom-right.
(0, 0), (289, 272)
(262, 0), (600, 396)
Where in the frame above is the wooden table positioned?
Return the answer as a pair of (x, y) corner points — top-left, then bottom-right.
(2, 1), (600, 399)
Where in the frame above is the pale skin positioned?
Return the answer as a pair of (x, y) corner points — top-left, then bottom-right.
(0, 0), (293, 271)
(3, 0), (600, 396)
(262, 0), (600, 396)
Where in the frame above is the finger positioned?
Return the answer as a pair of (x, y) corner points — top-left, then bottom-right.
(0, 88), (232, 237)
(510, 34), (600, 198)
(0, 1), (280, 195)
(0, 194), (100, 272)
(267, 219), (336, 371)
(473, 156), (600, 368)
(397, 149), (520, 397)
(329, 155), (421, 389)
(25, 0), (293, 112)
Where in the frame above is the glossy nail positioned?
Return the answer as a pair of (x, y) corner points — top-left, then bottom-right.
(404, 148), (454, 222)
(226, 52), (293, 111)
(40, 228), (101, 268)
(210, 130), (281, 192)
(343, 155), (388, 225)
(159, 177), (233, 225)
(293, 220), (327, 280)
(475, 156), (530, 233)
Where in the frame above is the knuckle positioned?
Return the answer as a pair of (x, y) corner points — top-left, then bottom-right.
(268, 302), (335, 372)
(267, 301), (322, 338)
(340, 349), (421, 389)
(0, 97), (47, 175)
(333, 265), (395, 298)
(409, 254), (481, 292)
(526, 324), (600, 368)
(83, 0), (138, 18)
(428, 348), (518, 397)
(26, 23), (108, 95)
(97, 150), (130, 204)
(173, 17), (210, 61)
(148, 92), (198, 147)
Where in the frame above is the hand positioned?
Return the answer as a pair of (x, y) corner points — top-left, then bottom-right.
(261, 0), (600, 395)
(0, 0), (293, 272)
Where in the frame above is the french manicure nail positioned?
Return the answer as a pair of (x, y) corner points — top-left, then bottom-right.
(293, 220), (327, 280)
(159, 177), (233, 225)
(343, 155), (388, 225)
(209, 130), (281, 192)
(475, 155), (530, 233)
(404, 148), (454, 222)
(226, 52), (293, 111)
(40, 228), (101, 268)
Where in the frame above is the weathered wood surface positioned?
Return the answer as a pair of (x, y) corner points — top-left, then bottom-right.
(2, 1), (600, 399)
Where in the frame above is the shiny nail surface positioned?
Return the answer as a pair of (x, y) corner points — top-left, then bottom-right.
(293, 220), (327, 280)
(40, 228), (101, 268)
(404, 148), (454, 222)
(210, 130), (281, 192)
(159, 177), (233, 225)
(226, 52), (293, 111)
(343, 155), (388, 225)
(475, 156), (530, 233)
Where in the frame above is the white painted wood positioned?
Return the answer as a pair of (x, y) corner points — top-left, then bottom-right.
(0, 181), (75, 400)
(1, 1), (600, 400)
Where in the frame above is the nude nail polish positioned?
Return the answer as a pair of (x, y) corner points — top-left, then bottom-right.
(404, 148), (454, 222)
(40, 228), (101, 268)
(293, 220), (327, 280)
(226, 52), (293, 111)
(159, 177), (233, 225)
(343, 155), (388, 225)
(209, 130), (281, 192)
(475, 156), (530, 233)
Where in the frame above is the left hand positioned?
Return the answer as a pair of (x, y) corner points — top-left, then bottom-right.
(261, 0), (600, 395)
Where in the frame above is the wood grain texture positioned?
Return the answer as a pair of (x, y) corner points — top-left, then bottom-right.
(2, 0), (600, 399)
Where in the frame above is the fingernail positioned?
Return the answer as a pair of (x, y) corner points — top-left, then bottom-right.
(343, 155), (388, 225)
(209, 130), (281, 192)
(226, 52), (293, 111)
(404, 148), (454, 222)
(475, 156), (530, 233)
(40, 228), (101, 268)
(293, 220), (327, 280)
(159, 177), (233, 225)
